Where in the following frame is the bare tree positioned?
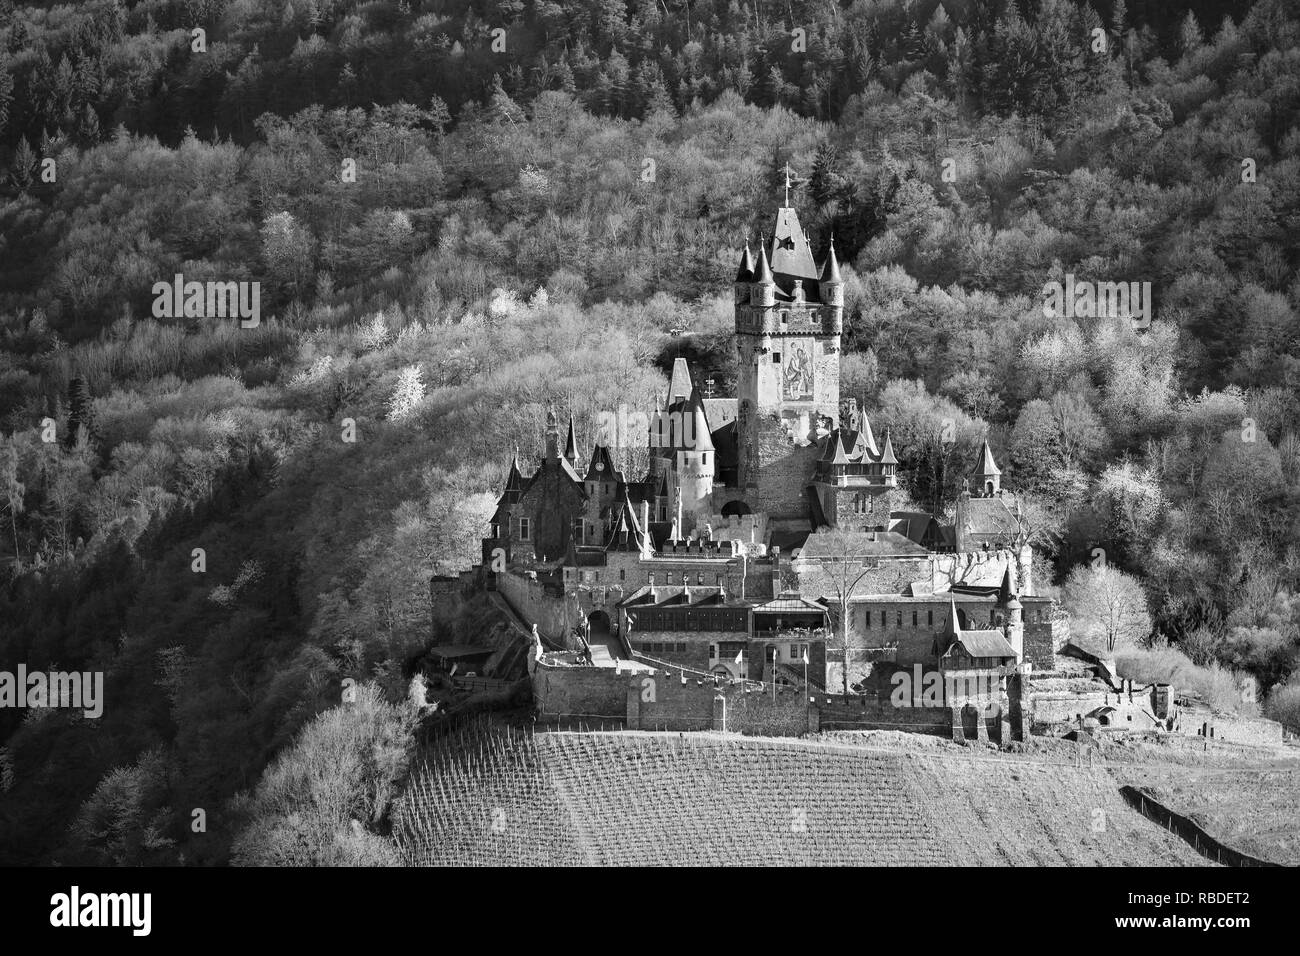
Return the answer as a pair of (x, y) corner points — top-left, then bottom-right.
(1063, 564), (1152, 655)
(814, 529), (881, 696)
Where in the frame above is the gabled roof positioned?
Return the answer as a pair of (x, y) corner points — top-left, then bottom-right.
(958, 496), (1019, 545)
(584, 444), (622, 483)
(945, 629), (1017, 660)
(605, 491), (649, 553)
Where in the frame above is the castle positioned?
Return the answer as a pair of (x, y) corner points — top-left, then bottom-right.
(479, 187), (1063, 709)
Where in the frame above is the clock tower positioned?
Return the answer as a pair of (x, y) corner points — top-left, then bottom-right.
(733, 171), (844, 525)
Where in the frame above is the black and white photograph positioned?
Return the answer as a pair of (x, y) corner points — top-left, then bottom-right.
(0, 0), (1296, 932)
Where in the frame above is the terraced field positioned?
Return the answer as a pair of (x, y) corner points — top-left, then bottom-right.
(392, 728), (1208, 866)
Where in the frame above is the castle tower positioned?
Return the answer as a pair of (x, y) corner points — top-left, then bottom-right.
(676, 388), (715, 534)
(734, 176), (844, 523)
(972, 439), (1001, 497)
(657, 358), (715, 535)
(997, 565), (1024, 662)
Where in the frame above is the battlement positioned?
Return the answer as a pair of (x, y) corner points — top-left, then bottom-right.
(735, 301), (842, 337)
(653, 538), (739, 559)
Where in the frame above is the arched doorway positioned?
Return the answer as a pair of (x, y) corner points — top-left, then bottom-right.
(584, 610), (616, 664)
(721, 500), (752, 517)
(587, 610), (611, 637)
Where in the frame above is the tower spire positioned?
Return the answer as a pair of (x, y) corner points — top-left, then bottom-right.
(784, 161), (791, 207)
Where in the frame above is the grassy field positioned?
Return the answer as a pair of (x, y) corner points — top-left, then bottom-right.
(392, 724), (1210, 866)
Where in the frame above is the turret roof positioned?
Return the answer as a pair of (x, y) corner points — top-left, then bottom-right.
(770, 206), (820, 280)
(735, 241), (754, 283)
(974, 438), (1001, 476)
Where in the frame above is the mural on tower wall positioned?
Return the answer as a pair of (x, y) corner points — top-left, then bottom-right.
(782, 338), (815, 401)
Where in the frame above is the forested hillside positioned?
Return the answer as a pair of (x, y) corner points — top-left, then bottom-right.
(1, 0), (1298, 865)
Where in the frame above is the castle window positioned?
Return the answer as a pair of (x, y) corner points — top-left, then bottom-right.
(780, 311), (788, 324)
(912, 610), (918, 627)
(772, 352), (781, 363)
(928, 609), (934, 627)
(697, 572), (704, 585)
(518, 517), (530, 541)
(620, 569), (626, 581)
(881, 610), (886, 627)
(716, 574), (723, 585)
(702, 453), (707, 465)
(896, 611), (902, 627)
(648, 573), (655, 585)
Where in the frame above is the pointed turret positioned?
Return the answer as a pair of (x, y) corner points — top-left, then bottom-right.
(820, 238), (842, 285)
(564, 413), (578, 467)
(879, 430), (898, 465)
(972, 438), (1001, 496)
(505, 449), (523, 493)
(859, 412), (879, 457)
(750, 240), (776, 307)
(667, 356), (693, 405)
(680, 387), (714, 453)
(734, 240), (754, 283)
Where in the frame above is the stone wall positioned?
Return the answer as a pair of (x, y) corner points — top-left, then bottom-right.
(1190, 715), (1284, 747)
(625, 668), (815, 735)
(753, 415), (822, 522)
(931, 548), (1022, 592)
(532, 663), (628, 722)
(627, 630), (739, 671)
(792, 554), (930, 601)
(814, 691), (954, 736)
(498, 571), (571, 643)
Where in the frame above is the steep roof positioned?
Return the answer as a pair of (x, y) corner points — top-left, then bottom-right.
(948, 630), (1018, 660)
(564, 414), (579, 465)
(584, 444), (622, 484)
(974, 439), (1001, 476)
(504, 451), (523, 493)
(606, 488), (649, 553)
(820, 238), (842, 284)
(735, 241), (754, 283)
(879, 430), (898, 465)
(667, 356), (693, 405)
(770, 206), (820, 281)
(957, 496), (1019, 546)
(754, 240), (774, 285)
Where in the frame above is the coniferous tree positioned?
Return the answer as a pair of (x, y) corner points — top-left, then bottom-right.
(65, 377), (98, 449)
